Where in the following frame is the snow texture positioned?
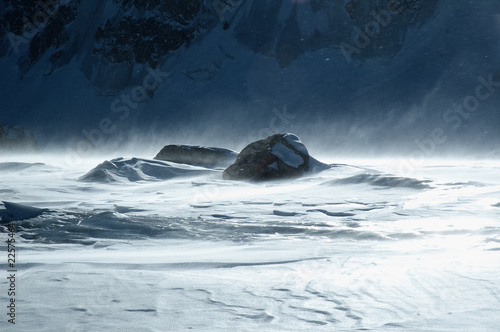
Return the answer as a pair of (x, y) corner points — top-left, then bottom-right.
(78, 157), (218, 183)
(0, 156), (499, 331)
(0, 201), (48, 222)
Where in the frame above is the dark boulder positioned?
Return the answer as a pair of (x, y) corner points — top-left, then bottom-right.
(154, 145), (237, 167)
(222, 133), (329, 181)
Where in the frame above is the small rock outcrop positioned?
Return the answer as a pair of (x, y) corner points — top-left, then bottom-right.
(223, 133), (328, 181)
(154, 145), (237, 167)
(0, 124), (38, 151)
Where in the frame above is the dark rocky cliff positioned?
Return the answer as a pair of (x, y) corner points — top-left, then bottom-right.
(2, 0), (439, 93)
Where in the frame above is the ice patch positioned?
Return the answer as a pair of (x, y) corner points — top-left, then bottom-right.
(270, 143), (304, 168)
(273, 210), (301, 217)
(306, 209), (355, 218)
(283, 133), (309, 155)
(267, 161), (279, 170)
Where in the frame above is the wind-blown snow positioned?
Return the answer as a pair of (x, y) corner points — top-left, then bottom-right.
(0, 156), (499, 331)
(78, 157), (218, 183)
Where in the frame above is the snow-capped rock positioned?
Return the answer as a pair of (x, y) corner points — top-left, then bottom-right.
(223, 133), (328, 181)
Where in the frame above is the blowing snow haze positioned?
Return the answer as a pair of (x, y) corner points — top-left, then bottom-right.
(1, 0), (499, 156)
(1, 3), (500, 330)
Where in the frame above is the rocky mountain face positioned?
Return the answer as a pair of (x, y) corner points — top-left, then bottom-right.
(234, 0), (438, 67)
(1, 0), (499, 154)
(1, 0), (438, 94)
(1, 0), (219, 94)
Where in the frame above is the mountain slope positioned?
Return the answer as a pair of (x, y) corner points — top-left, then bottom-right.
(1, 0), (499, 155)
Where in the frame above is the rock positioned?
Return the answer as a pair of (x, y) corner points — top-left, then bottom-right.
(154, 145), (237, 167)
(223, 133), (329, 181)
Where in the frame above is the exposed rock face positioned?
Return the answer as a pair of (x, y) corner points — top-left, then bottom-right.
(1, 0), (81, 76)
(223, 133), (326, 181)
(0, 124), (38, 151)
(234, 0), (439, 67)
(93, 1), (207, 67)
(0, 0), (219, 94)
(1, 0), (440, 92)
(154, 145), (237, 167)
